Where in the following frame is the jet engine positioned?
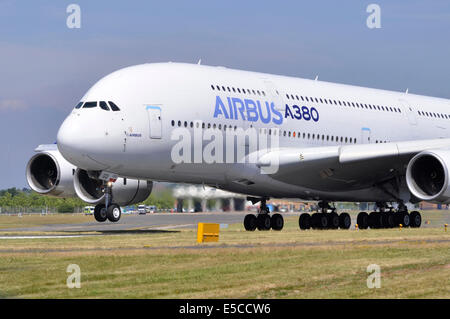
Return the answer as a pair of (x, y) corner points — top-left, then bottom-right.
(73, 168), (153, 206)
(406, 149), (450, 203)
(26, 145), (77, 197)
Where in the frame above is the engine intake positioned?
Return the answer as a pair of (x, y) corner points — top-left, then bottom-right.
(406, 150), (450, 203)
(26, 150), (76, 197)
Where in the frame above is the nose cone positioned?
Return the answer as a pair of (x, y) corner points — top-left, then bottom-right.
(57, 113), (109, 170)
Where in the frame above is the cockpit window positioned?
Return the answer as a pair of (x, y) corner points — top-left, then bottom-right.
(75, 102), (83, 109)
(99, 101), (110, 111)
(108, 101), (121, 111)
(83, 101), (97, 108)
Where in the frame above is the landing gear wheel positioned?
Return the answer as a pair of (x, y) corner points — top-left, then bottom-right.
(106, 204), (121, 222)
(369, 211), (383, 229)
(318, 213), (329, 229)
(94, 204), (107, 222)
(299, 213), (311, 230)
(311, 213), (320, 229)
(328, 212), (340, 229)
(244, 214), (257, 231)
(410, 211), (421, 228)
(339, 213), (351, 229)
(381, 212), (395, 228)
(271, 214), (284, 231)
(397, 211), (410, 227)
(257, 214), (271, 231)
(357, 212), (369, 229)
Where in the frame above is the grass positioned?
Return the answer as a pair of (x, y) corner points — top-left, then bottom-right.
(0, 213), (449, 298)
(0, 213), (93, 229)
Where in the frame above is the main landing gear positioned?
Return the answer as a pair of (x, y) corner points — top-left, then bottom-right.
(356, 203), (421, 229)
(243, 198), (284, 231)
(298, 201), (351, 230)
(93, 182), (122, 223)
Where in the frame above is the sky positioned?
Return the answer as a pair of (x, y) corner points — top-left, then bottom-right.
(0, 0), (450, 189)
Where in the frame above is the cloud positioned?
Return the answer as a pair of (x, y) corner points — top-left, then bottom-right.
(0, 99), (27, 111)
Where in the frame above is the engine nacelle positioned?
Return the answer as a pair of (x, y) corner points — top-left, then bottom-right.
(73, 168), (153, 206)
(26, 146), (76, 197)
(406, 150), (450, 203)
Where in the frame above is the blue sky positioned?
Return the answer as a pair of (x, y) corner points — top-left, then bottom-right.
(0, 0), (450, 189)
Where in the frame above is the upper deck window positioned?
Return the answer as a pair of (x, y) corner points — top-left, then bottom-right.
(83, 101), (97, 108)
(108, 101), (121, 111)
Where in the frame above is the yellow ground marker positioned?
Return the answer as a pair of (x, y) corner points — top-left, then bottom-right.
(197, 223), (219, 243)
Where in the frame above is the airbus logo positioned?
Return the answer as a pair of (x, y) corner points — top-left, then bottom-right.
(213, 96), (320, 124)
(213, 96), (283, 124)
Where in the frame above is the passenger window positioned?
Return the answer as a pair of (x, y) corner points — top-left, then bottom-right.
(108, 101), (121, 111)
(75, 102), (83, 109)
(83, 101), (97, 108)
(99, 101), (110, 111)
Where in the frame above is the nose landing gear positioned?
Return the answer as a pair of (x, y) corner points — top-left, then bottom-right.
(93, 181), (122, 223)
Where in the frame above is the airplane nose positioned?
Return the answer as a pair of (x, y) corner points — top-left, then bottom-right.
(57, 114), (108, 170)
(57, 115), (84, 160)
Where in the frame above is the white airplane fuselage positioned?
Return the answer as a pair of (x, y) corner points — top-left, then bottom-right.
(56, 62), (450, 203)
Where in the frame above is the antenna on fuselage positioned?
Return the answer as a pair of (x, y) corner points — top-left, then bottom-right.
(197, 59), (202, 65)
(314, 75), (319, 81)
(405, 88), (409, 94)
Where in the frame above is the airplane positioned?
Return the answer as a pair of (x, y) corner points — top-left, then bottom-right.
(30, 62), (450, 231)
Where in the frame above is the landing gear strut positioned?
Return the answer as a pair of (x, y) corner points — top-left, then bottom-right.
(243, 198), (284, 231)
(356, 202), (421, 229)
(299, 201), (351, 230)
(94, 181), (122, 223)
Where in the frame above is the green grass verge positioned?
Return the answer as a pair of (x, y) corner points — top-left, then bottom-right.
(0, 215), (449, 298)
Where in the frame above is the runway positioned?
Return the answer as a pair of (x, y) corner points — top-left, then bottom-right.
(1, 211), (297, 233)
(0, 211), (446, 234)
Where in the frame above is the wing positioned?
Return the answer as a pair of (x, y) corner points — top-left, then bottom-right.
(256, 138), (450, 192)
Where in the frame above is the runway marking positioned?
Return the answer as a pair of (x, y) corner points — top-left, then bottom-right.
(0, 235), (91, 239)
(151, 224), (195, 230)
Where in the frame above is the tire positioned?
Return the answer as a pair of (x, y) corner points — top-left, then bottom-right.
(106, 204), (121, 222)
(410, 211), (422, 228)
(94, 204), (107, 222)
(311, 213), (320, 229)
(369, 212), (382, 229)
(386, 213), (395, 228)
(299, 213), (311, 230)
(243, 214), (257, 231)
(328, 212), (340, 229)
(381, 212), (394, 228)
(400, 211), (411, 227)
(257, 214), (271, 231)
(318, 213), (328, 229)
(271, 213), (284, 231)
(357, 212), (369, 229)
(339, 213), (351, 229)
